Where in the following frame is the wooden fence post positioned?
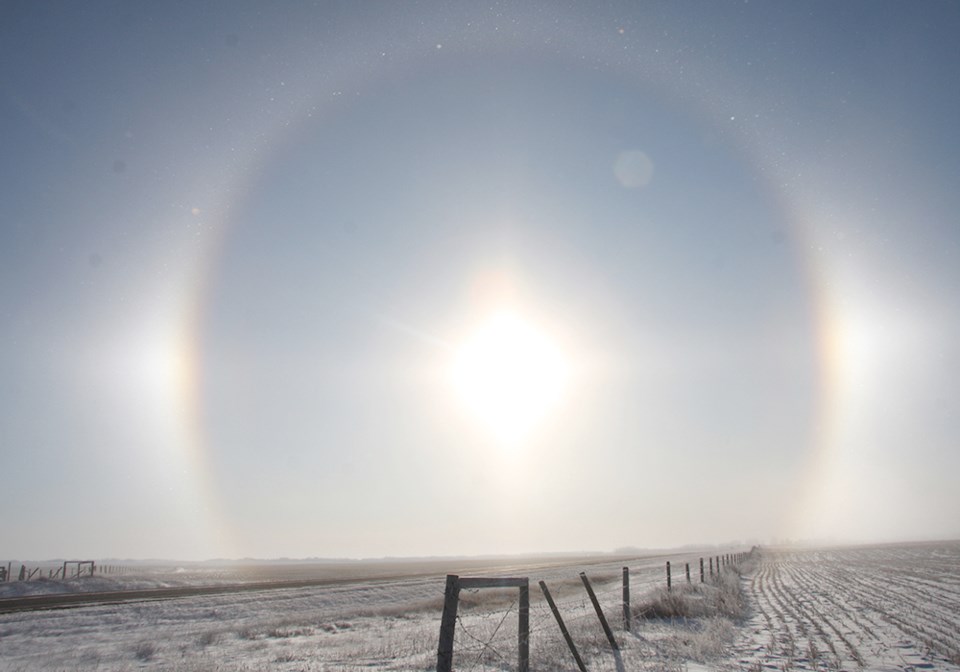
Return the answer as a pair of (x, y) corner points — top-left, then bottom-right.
(700, 557), (704, 583)
(622, 567), (630, 631)
(580, 572), (618, 650)
(685, 562), (691, 584)
(436, 575), (460, 672)
(519, 579), (529, 672)
(666, 561), (672, 591)
(540, 580), (588, 672)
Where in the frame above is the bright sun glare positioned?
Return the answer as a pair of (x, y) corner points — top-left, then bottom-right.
(450, 312), (569, 443)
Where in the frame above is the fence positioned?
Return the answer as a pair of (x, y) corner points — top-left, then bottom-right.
(664, 550), (751, 592)
(436, 548), (755, 671)
(0, 561), (128, 582)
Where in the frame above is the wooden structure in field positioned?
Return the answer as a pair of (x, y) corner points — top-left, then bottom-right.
(62, 560), (96, 579)
(436, 575), (529, 672)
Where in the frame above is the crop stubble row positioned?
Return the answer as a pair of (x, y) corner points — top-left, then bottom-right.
(732, 544), (960, 671)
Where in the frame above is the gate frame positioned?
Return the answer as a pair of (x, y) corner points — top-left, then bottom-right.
(436, 575), (529, 672)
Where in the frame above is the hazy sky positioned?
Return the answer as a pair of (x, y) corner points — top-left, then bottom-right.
(2, 2), (959, 561)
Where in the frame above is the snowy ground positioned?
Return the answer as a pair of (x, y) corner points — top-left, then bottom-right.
(1, 543), (957, 671)
(0, 553), (681, 671)
(720, 542), (960, 672)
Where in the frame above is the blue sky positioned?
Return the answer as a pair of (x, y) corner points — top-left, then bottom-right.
(2, 1), (959, 560)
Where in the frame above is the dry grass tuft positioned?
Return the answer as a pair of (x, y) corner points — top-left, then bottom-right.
(133, 641), (158, 661)
(635, 567), (747, 622)
(629, 565), (750, 667)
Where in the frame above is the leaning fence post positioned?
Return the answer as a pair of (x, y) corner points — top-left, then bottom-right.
(622, 567), (630, 631)
(540, 580), (588, 672)
(580, 572), (618, 650)
(436, 575), (460, 672)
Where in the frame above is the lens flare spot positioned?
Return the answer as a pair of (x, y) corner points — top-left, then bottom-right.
(613, 150), (654, 189)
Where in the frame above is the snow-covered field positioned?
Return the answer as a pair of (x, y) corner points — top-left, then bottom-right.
(722, 542), (960, 672)
(1, 543), (957, 671)
(0, 553), (680, 671)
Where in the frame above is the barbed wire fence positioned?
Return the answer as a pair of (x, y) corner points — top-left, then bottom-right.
(439, 552), (752, 671)
(452, 586), (522, 670)
(441, 570), (636, 671)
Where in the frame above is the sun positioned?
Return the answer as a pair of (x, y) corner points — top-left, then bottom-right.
(449, 312), (569, 443)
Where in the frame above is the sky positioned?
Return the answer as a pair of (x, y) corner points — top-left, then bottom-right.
(2, 1), (959, 561)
